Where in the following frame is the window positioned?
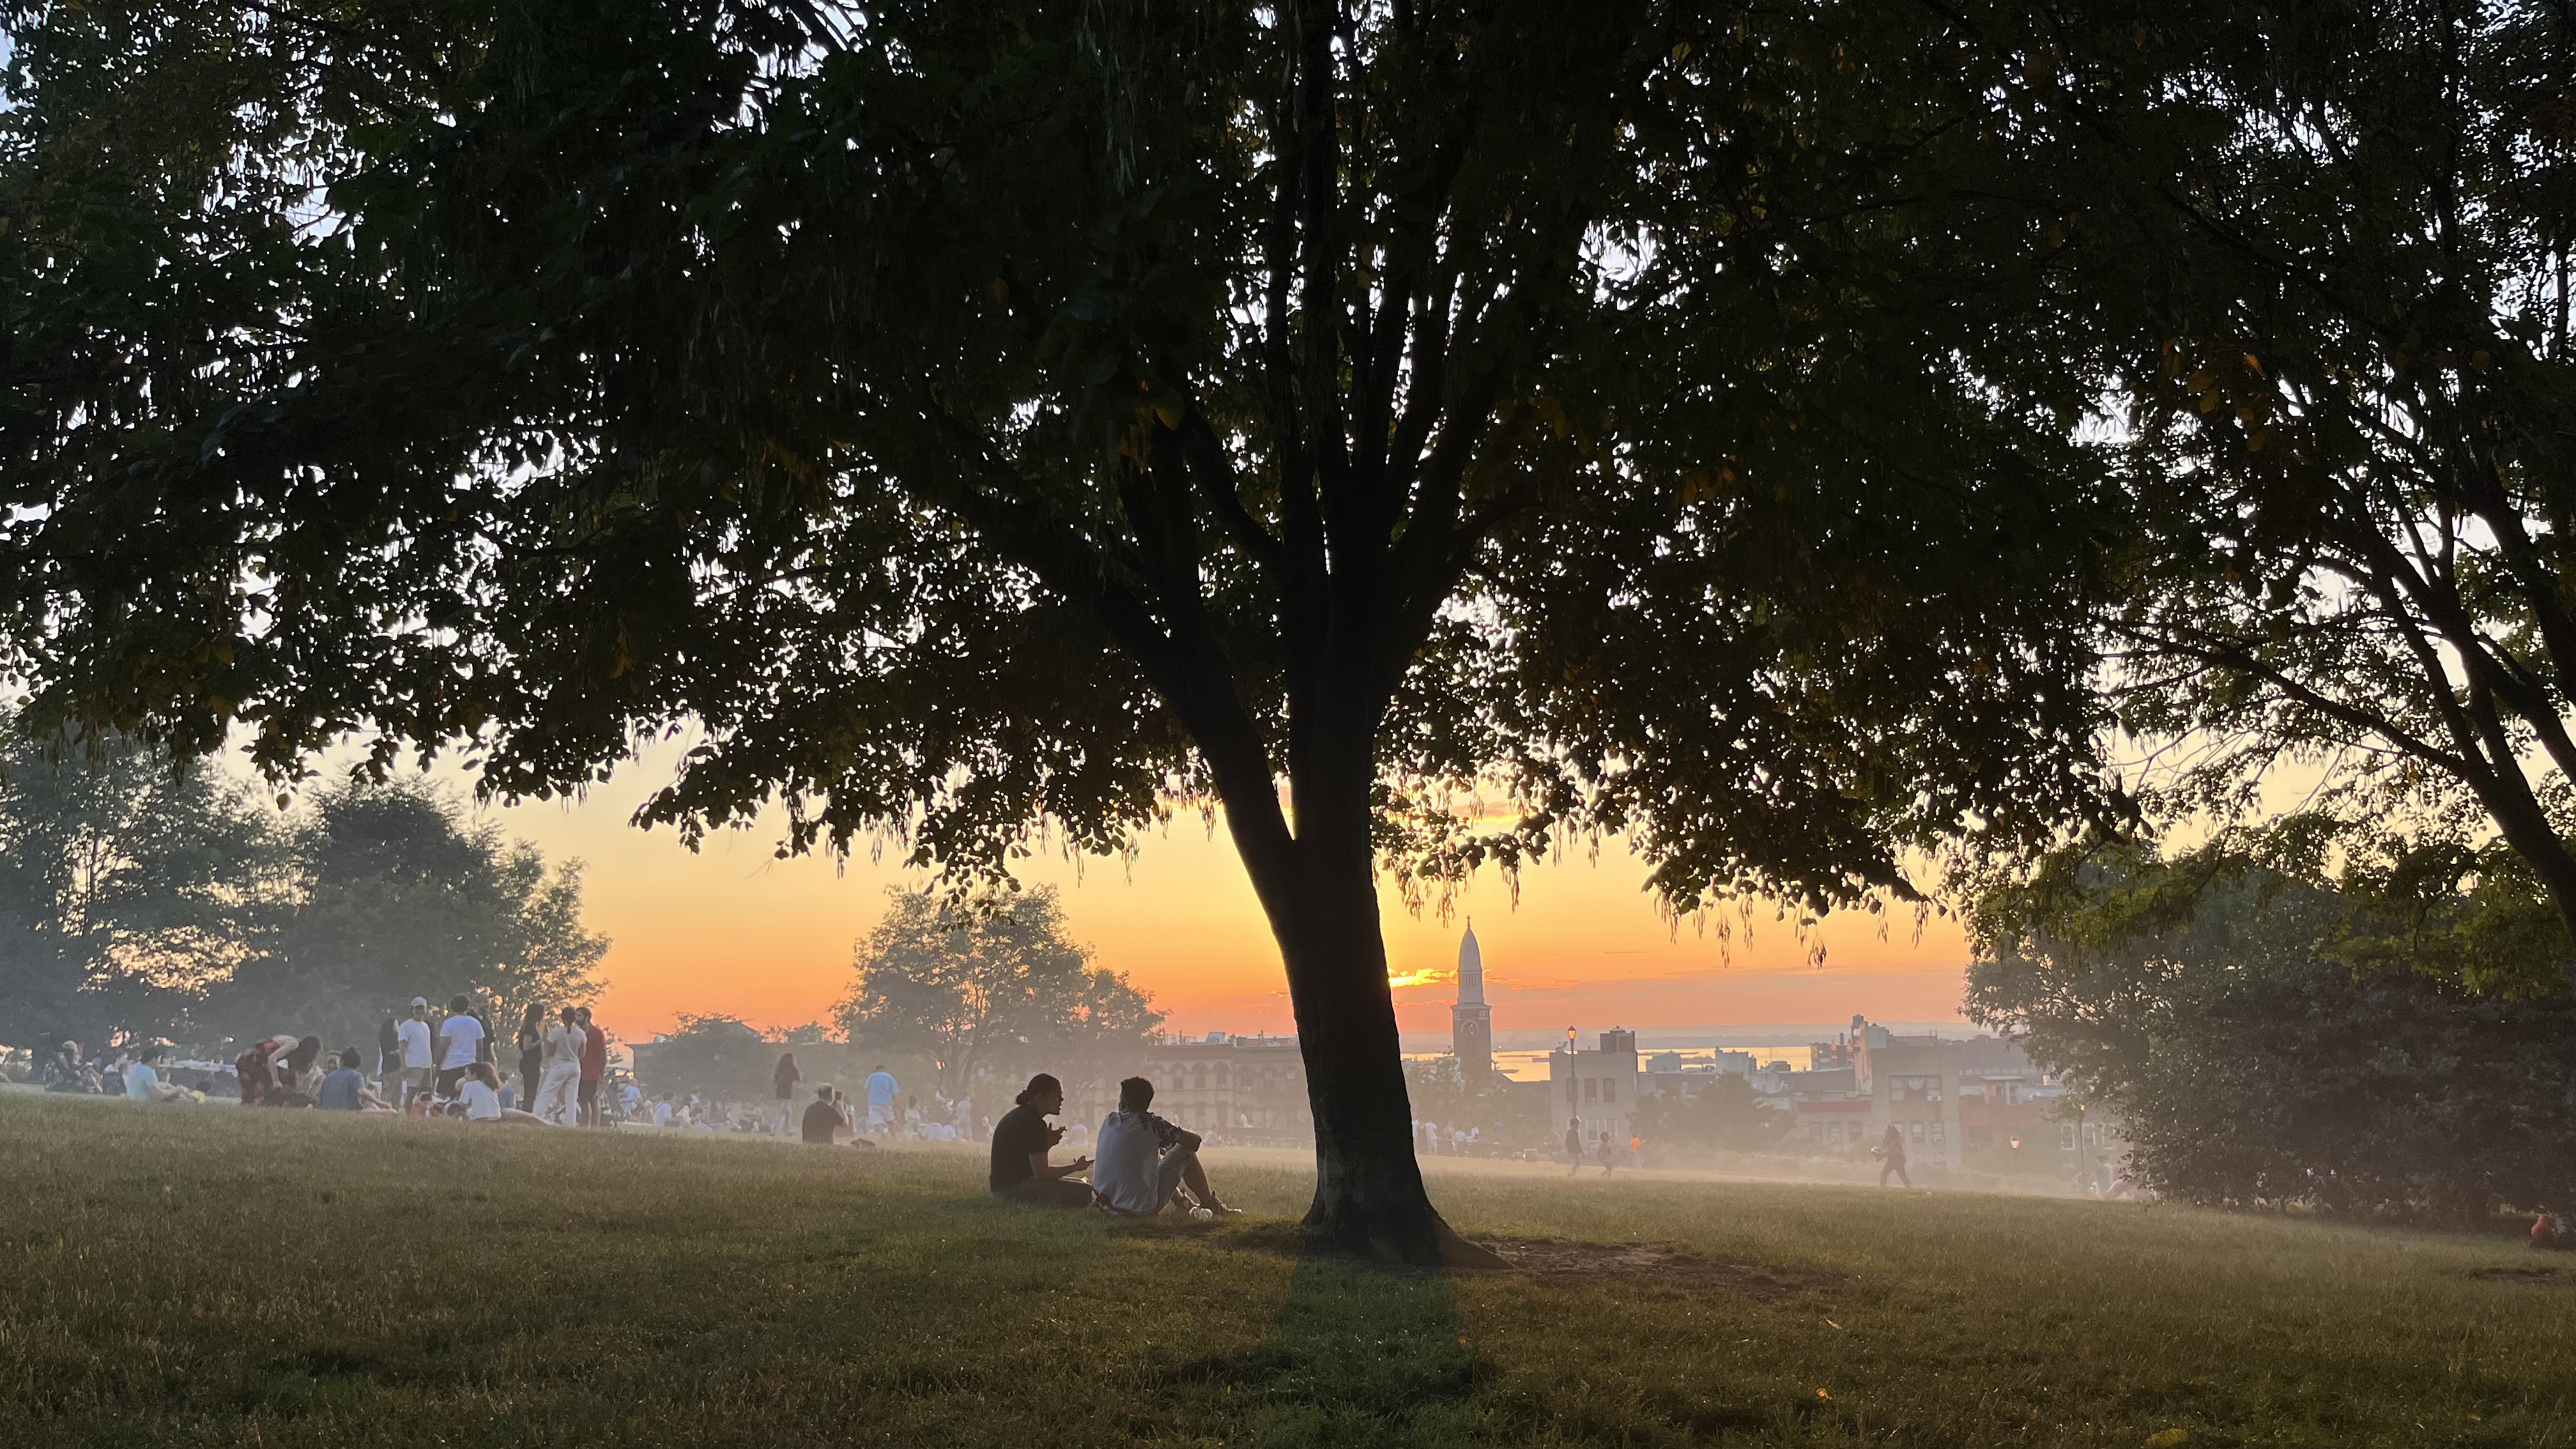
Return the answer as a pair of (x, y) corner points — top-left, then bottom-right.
(1929, 1123), (1945, 1146)
(2059, 1124), (2078, 1151)
(1215, 1063), (1230, 1086)
(1602, 1077), (1617, 1103)
(1583, 1079), (1598, 1103)
(2005, 1082), (2024, 1106)
(1890, 1075), (1942, 1103)
(1910, 1121), (1925, 1143)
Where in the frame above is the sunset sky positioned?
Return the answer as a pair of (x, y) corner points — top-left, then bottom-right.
(468, 740), (1978, 1043)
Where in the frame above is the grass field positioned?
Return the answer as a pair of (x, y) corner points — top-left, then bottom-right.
(3, 1092), (2568, 1448)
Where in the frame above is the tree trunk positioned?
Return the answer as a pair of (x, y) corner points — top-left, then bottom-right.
(1225, 735), (1505, 1268)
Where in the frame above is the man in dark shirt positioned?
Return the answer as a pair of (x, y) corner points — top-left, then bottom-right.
(800, 1085), (850, 1144)
(989, 1073), (1093, 1206)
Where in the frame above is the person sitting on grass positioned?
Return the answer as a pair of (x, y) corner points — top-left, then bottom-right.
(988, 1074), (1094, 1206)
(457, 1061), (552, 1125)
(2533, 1207), (2572, 1251)
(1092, 1076), (1239, 1218)
(801, 1084), (851, 1146)
(318, 1048), (395, 1112)
(123, 1046), (189, 1103)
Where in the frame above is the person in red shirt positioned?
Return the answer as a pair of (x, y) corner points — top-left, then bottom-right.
(576, 1006), (608, 1128)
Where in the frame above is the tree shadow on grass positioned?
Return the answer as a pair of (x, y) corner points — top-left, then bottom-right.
(1151, 1238), (1495, 1449)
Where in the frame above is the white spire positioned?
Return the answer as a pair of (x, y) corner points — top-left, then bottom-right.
(1456, 923), (1485, 1006)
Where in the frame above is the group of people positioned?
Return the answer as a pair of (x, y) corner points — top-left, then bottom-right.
(209, 993), (615, 1127)
(981, 1072), (1241, 1219)
(40, 1039), (195, 1103)
(1562, 1117), (1639, 1177)
(500, 999), (613, 1127)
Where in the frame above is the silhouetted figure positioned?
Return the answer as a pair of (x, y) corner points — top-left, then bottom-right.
(1878, 1124), (1912, 1188)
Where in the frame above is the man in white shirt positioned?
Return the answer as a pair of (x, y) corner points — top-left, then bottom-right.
(534, 1008), (585, 1126)
(1092, 1077), (1239, 1216)
(435, 993), (485, 1096)
(395, 997), (436, 1107)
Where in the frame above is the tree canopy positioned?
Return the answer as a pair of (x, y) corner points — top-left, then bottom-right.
(0, 731), (606, 1055)
(2012, 1), (2576, 970)
(836, 886), (1160, 1106)
(1970, 852), (2576, 1218)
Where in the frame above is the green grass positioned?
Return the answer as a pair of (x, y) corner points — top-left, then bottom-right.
(1, 1092), (2567, 1448)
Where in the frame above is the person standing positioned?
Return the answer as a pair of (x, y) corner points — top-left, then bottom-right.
(772, 1053), (803, 1135)
(514, 1003), (548, 1110)
(376, 1012), (402, 1082)
(1595, 1128), (1617, 1177)
(576, 1007), (608, 1127)
(1878, 1123), (1911, 1188)
(1563, 1115), (1585, 1179)
(434, 995), (484, 1098)
(395, 998), (436, 1108)
(864, 1064), (899, 1133)
(535, 1007), (585, 1125)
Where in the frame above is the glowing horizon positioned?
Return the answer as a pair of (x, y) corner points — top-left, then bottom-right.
(459, 740), (1976, 1044)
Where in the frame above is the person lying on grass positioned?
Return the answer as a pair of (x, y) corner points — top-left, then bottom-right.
(457, 1062), (553, 1125)
(988, 1074), (1094, 1207)
(1092, 1076), (1239, 1218)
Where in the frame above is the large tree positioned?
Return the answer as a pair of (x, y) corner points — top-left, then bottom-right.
(3, 1), (2121, 1259)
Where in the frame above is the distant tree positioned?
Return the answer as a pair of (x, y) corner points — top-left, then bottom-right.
(0, 728), (284, 1050)
(836, 886), (1160, 1104)
(204, 779), (609, 1052)
(1634, 1074), (1792, 1155)
(1969, 852), (2576, 1219)
(637, 1014), (778, 1104)
(2, 1), (2129, 1259)
(1399, 1059), (1551, 1153)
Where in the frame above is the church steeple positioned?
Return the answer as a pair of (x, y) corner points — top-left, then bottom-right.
(1450, 922), (1494, 1081)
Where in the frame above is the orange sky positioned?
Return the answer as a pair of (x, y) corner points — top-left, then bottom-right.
(471, 741), (1977, 1043)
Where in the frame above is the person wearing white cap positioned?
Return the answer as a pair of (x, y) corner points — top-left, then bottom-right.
(394, 997), (435, 1108)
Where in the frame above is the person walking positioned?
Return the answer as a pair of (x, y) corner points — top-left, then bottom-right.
(864, 1064), (899, 1133)
(514, 1003), (548, 1110)
(1564, 1115), (1585, 1179)
(576, 1007), (608, 1127)
(1595, 1128), (1617, 1177)
(772, 1052), (803, 1135)
(535, 1007), (585, 1126)
(1878, 1123), (1912, 1188)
